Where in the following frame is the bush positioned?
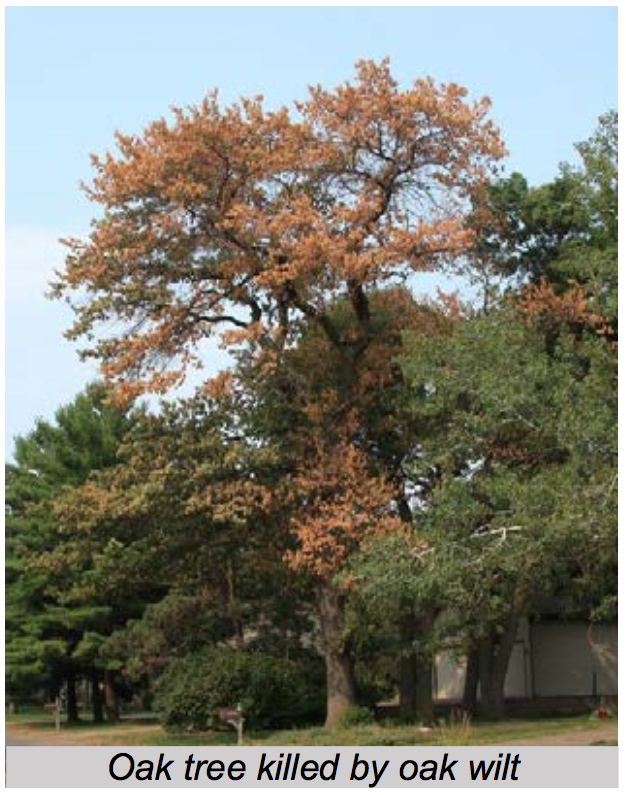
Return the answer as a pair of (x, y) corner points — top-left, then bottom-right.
(354, 657), (396, 708)
(154, 647), (325, 731)
(336, 704), (373, 729)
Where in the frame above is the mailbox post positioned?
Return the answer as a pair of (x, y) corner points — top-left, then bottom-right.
(217, 703), (244, 745)
(54, 696), (61, 733)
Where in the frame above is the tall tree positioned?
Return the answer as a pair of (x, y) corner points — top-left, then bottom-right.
(352, 112), (617, 719)
(6, 384), (137, 721)
(470, 111), (617, 304)
(51, 59), (505, 725)
(48, 394), (316, 688)
(239, 287), (453, 724)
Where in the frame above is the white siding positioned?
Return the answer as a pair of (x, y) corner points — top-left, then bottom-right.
(433, 652), (465, 700)
(531, 622), (617, 697)
(503, 639), (529, 697)
(432, 620), (618, 702)
(433, 618), (532, 701)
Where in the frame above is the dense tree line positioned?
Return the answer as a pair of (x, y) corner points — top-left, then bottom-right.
(6, 62), (616, 729)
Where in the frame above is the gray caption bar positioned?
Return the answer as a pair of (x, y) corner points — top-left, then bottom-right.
(6, 746), (618, 788)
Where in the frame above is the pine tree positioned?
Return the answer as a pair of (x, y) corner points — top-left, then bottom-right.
(6, 383), (137, 721)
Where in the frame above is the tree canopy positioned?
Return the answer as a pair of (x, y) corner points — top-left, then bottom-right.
(6, 384), (139, 719)
(7, 60), (616, 731)
(53, 59), (504, 402)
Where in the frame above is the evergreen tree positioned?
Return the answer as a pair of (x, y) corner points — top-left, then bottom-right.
(6, 383), (137, 720)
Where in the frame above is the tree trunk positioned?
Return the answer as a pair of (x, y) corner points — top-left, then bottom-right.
(415, 610), (435, 725)
(104, 671), (120, 722)
(399, 650), (417, 719)
(65, 672), (79, 723)
(462, 644), (480, 717)
(398, 602), (434, 724)
(226, 563), (246, 649)
(398, 599), (417, 720)
(317, 581), (356, 728)
(91, 670), (104, 723)
(477, 613), (520, 720)
(415, 650), (434, 725)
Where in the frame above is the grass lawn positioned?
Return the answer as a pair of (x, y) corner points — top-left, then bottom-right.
(6, 709), (616, 746)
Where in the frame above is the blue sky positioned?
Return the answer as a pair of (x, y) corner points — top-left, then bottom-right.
(5, 6), (617, 457)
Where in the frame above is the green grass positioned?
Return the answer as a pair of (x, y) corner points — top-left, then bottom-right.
(6, 707), (156, 732)
(6, 710), (617, 747)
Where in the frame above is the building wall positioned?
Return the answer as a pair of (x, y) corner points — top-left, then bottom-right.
(433, 620), (617, 701)
(531, 622), (617, 697)
(504, 617), (531, 698)
(433, 618), (532, 700)
(433, 651), (465, 701)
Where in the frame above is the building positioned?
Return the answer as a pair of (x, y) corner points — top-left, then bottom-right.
(434, 617), (617, 706)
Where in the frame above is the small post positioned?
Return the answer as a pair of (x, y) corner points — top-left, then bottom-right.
(54, 696), (61, 733)
(217, 704), (245, 745)
(236, 702), (244, 746)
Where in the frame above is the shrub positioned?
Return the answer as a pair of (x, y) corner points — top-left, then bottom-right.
(354, 657), (395, 708)
(336, 704), (373, 729)
(154, 647), (325, 731)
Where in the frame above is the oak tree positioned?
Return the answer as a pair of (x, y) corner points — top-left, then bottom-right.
(52, 59), (505, 726)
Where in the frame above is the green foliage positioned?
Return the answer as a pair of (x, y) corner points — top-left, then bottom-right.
(469, 111), (617, 307)
(103, 593), (234, 679)
(53, 394), (317, 681)
(358, 114), (618, 643)
(154, 647), (325, 731)
(11, 383), (134, 487)
(335, 705), (373, 729)
(7, 112), (617, 726)
(5, 383), (139, 703)
(406, 307), (613, 608)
